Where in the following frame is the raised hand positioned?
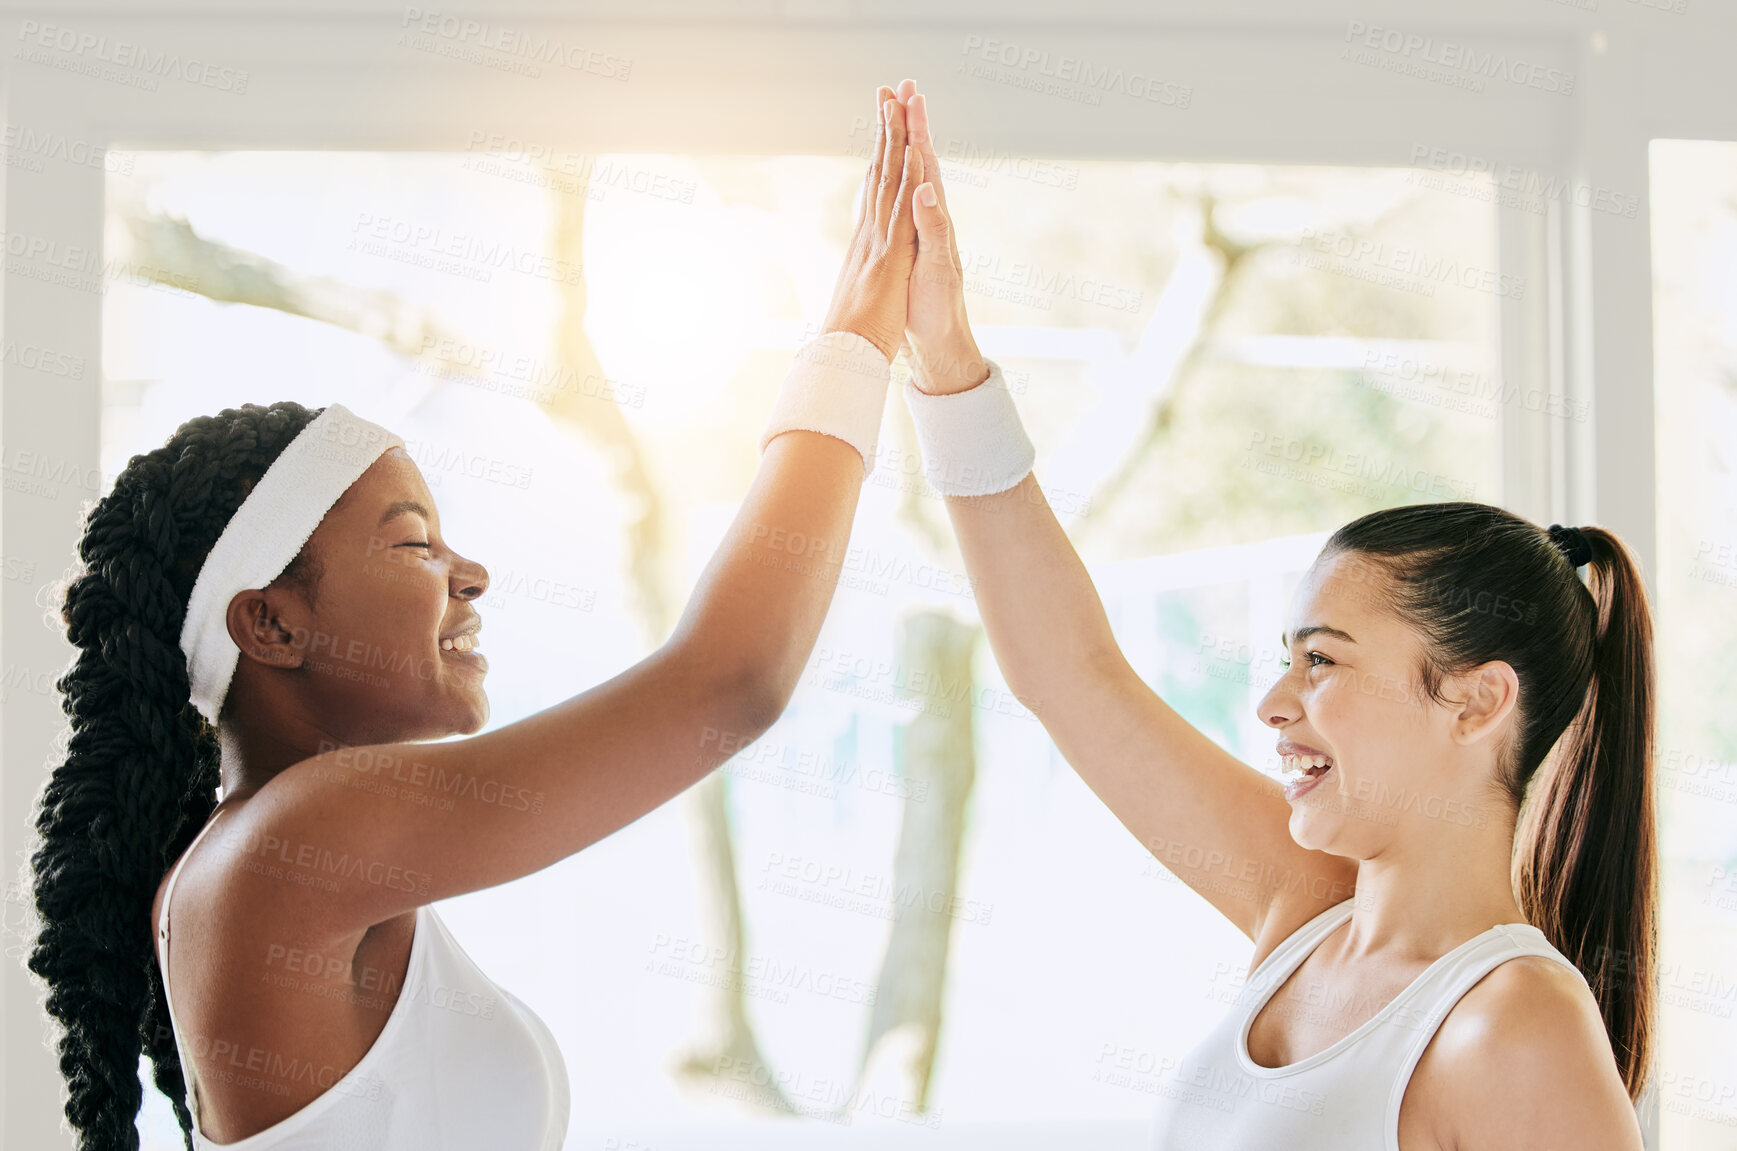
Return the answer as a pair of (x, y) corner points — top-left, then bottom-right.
(900, 81), (992, 395)
(821, 85), (924, 361)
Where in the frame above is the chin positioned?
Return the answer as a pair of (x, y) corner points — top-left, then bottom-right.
(454, 694), (489, 734)
(1288, 810), (1336, 853)
(409, 695), (488, 740)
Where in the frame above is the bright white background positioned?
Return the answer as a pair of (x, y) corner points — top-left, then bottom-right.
(5, 2), (1735, 1148)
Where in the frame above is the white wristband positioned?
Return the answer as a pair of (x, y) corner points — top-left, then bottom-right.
(902, 360), (1036, 496)
(759, 329), (893, 476)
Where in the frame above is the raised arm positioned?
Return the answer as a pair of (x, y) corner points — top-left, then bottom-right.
(222, 85), (926, 939)
(896, 85), (1356, 945)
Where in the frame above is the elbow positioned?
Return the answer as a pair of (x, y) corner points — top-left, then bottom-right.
(699, 654), (797, 749)
(659, 628), (805, 750)
(719, 668), (792, 747)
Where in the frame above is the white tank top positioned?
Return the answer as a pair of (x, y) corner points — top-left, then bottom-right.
(1148, 897), (1591, 1150)
(154, 812), (570, 1150)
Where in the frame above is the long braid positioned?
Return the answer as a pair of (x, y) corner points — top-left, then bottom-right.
(28, 402), (324, 1149)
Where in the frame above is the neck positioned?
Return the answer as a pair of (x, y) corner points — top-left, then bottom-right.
(1337, 808), (1528, 963)
(215, 686), (344, 801)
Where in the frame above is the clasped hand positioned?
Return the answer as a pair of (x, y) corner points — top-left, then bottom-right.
(822, 79), (992, 398)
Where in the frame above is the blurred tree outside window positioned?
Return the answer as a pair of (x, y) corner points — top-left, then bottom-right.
(105, 149), (1512, 1147)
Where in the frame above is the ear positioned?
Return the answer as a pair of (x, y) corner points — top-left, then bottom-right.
(225, 587), (307, 672)
(1446, 659), (1520, 747)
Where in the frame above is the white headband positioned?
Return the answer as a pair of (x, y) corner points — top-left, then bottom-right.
(178, 403), (404, 726)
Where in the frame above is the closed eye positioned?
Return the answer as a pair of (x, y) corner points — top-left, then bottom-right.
(398, 541), (432, 549)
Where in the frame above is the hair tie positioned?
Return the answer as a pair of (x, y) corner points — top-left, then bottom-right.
(179, 403), (404, 725)
(1546, 523), (1593, 569)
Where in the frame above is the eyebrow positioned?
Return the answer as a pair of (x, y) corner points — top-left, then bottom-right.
(378, 499), (434, 529)
(1280, 624), (1358, 648)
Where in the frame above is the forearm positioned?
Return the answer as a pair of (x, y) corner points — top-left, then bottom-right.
(945, 472), (1130, 717)
(664, 428), (865, 724)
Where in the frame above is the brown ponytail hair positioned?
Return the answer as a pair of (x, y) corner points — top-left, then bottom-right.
(1323, 503), (1656, 1101)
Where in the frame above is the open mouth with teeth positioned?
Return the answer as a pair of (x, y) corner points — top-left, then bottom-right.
(439, 634), (479, 653)
(1279, 754), (1335, 784)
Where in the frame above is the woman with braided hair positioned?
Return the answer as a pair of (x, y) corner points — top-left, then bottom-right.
(29, 82), (931, 1150)
(892, 80), (1655, 1151)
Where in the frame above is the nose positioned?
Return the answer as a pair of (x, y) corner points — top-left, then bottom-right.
(450, 550), (489, 601)
(1256, 665), (1302, 729)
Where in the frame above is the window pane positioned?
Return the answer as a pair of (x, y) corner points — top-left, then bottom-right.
(1648, 139), (1737, 1151)
(108, 149), (1502, 1147)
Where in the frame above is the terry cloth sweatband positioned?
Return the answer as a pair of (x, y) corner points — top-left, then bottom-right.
(179, 402), (404, 726)
(902, 360), (1036, 496)
(758, 329), (893, 475)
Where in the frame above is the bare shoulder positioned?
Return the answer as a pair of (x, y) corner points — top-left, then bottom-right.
(1413, 955), (1643, 1151)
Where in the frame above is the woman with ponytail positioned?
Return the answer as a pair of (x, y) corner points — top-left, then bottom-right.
(893, 81), (1653, 1150)
(29, 81), (930, 1150)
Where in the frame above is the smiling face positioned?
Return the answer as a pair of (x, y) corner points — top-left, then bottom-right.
(225, 446), (491, 747)
(1254, 549), (1515, 859)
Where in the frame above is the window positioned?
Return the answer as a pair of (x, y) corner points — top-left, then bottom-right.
(1647, 139), (1737, 1151)
(109, 148), (1504, 1146)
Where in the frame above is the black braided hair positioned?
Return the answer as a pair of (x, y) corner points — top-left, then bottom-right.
(28, 401), (326, 1150)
